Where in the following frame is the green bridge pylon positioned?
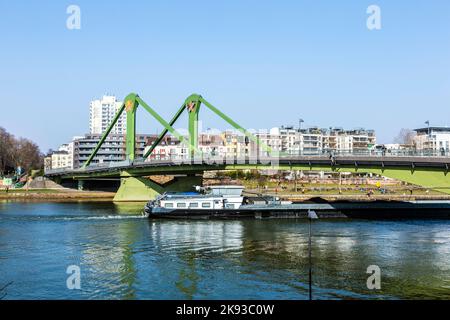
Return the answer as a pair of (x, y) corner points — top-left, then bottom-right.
(82, 93), (272, 168)
(144, 93), (273, 159)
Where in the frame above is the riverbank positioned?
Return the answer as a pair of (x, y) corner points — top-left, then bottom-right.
(0, 188), (115, 201)
(244, 188), (450, 202)
(276, 194), (450, 202)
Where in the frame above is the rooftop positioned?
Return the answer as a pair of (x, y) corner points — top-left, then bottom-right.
(414, 126), (450, 134)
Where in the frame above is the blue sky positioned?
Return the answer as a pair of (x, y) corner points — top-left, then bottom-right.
(0, 0), (449, 151)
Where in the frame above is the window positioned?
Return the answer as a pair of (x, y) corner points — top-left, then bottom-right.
(164, 203), (173, 208)
(177, 203), (187, 208)
(189, 203), (198, 208)
(202, 202), (211, 208)
(225, 204), (235, 209)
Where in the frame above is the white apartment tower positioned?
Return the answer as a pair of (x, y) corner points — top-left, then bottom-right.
(89, 95), (126, 135)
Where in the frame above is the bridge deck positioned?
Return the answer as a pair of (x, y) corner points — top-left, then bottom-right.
(45, 156), (450, 179)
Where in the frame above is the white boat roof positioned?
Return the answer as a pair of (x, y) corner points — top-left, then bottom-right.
(208, 185), (244, 189)
(161, 185), (244, 200)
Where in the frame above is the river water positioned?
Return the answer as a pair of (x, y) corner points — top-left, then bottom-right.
(0, 201), (449, 300)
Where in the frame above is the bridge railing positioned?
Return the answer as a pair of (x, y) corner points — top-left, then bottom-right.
(282, 149), (450, 157)
(136, 149), (450, 160)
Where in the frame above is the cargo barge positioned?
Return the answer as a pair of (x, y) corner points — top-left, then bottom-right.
(144, 185), (450, 219)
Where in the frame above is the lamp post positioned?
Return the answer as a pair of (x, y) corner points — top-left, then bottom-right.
(298, 119), (304, 157)
(425, 121), (430, 156)
(307, 209), (319, 300)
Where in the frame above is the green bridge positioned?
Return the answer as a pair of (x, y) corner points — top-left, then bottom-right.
(45, 93), (450, 201)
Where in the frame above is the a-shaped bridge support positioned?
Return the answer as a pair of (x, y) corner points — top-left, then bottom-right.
(82, 93), (273, 168)
(113, 172), (203, 202)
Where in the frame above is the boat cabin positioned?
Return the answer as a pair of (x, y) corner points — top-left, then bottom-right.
(158, 185), (244, 210)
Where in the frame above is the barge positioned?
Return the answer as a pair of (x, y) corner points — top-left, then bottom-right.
(144, 185), (450, 219)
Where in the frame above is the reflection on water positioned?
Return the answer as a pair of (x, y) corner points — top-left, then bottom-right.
(0, 202), (449, 299)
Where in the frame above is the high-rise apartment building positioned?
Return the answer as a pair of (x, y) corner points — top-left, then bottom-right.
(89, 95), (126, 135)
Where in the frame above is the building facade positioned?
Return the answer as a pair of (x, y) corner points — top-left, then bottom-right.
(89, 95), (126, 135)
(144, 133), (229, 160)
(275, 126), (376, 155)
(413, 127), (450, 155)
(73, 134), (153, 168)
(44, 142), (74, 170)
(144, 135), (187, 160)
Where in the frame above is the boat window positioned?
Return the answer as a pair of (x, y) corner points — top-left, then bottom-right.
(177, 203), (187, 208)
(225, 204), (235, 209)
(202, 202), (211, 208)
(189, 203), (198, 208)
(164, 203), (173, 208)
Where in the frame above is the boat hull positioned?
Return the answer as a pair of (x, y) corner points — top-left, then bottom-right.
(144, 201), (450, 219)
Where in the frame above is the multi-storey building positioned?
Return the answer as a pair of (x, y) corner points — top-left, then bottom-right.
(45, 142), (75, 170)
(144, 132), (230, 160)
(72, 134), (152, 168)
(144, 135), (188, 160)
(222, 130), (251, 158)
(89, 95), (126, 135)
(199, 132), (228, 157)
(277, 126), (376, 155)
(345, 128), (376, 154)
(279, 126), (298, 154)
(414, 126), (450, 154)
(249, 128), (282, 157)
(299, 127), (323, 155)
(50, 151), (71, 169)
(322, 128), (376, 154)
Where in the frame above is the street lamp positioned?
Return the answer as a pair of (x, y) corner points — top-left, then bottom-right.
(298, 119), (304, 157)
(425, 121), (431, 155)
(307, 209), (319, 300)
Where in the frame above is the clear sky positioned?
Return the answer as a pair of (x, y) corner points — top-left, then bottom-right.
(0, 0), (449, 152)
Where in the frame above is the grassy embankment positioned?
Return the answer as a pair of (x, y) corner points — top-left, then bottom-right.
(240, 180), (449, 200)
(2, 175), (448, 202)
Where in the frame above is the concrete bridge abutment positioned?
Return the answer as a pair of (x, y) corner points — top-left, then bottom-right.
(113, 172), (203, 202)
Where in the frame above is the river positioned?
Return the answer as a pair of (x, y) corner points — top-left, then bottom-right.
(0, 201), (449, 300)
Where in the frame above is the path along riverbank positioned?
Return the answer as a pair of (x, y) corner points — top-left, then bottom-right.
(0, 188), (115, 201)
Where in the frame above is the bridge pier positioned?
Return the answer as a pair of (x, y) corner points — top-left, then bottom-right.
(78, 180), (84, 191)
(113, 173), (202, 202)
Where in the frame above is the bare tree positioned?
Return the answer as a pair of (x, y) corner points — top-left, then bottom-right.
(0, 127), (43, 175)
(0, 127), (15, 175)
(394, 128), (416, 145)
(15, 138), (43, 173)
